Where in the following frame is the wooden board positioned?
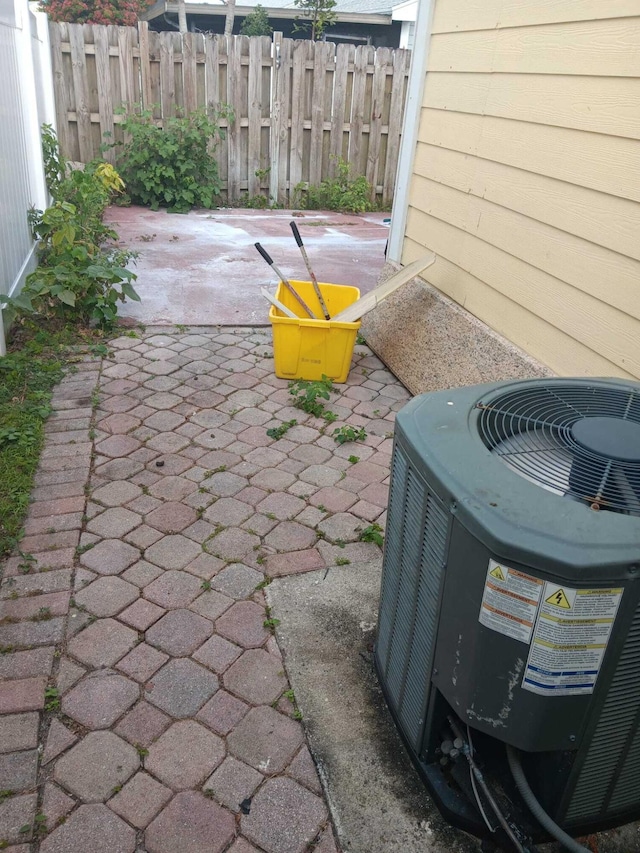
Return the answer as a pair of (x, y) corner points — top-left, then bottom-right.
(407, 172), (640, 319)
(418, 108), (640, 203)
(68, 25), (92, 163)
(405, 209), (640, 377)
(432, 0), (640, 34)
(429, 19), (640, 77)
(412, 143), (640, 261)
(423, 72), (640, 141)
(402, 237), (635, 382)
(329, 43), (352, 177)
(332, 253), (437, 322)
(93, 26), (114, 162)
(137, 22), (152, 109)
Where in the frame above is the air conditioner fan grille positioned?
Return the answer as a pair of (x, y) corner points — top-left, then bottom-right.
(477, 384), (640, 516)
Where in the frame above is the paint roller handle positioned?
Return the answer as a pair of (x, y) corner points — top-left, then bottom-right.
(290, 221), (303, 248)
(254, 243), (274, 266)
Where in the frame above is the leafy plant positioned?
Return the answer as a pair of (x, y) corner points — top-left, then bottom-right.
(266, 419), (297, 440)
(0, 337), (68, 559)
(4, 126), (139, 330)
(348, 455), (360, 464)
(293, 0), (336, 39)
(240, 4), (272, 35)
(40, 0), (150, 25)
(44, 686), (60, 712)
(288, 375), (334, 417)
(332, 425), (367, 445)
(293, 158), (374, 214)
(360, 523), (384, 547)
(112, 108), (230, 213)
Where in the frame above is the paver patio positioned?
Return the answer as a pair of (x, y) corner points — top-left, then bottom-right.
(0, 326), (407, 852)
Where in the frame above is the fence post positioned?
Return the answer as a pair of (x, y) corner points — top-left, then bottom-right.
(269, 31), (283, 204)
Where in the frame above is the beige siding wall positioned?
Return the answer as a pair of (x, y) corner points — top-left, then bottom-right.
(401, 0), (640, 379)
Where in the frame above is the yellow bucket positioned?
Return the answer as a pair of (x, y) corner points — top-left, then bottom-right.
(269, 280), (361, 383)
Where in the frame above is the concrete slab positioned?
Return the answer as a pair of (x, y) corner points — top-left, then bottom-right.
(106, 207), (388, 326)
(267, 562), (480, 853)
(267, 563), (640, 853)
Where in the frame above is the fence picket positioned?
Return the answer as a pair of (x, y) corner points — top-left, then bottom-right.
(329, 43), (352, 178)
(68, 24), (92, 162)
(137, 22), (152, 109)
(367, 46), (390, 198)
(93, 26), (114, 162)
(182, 32), (197, 114)
(49, 24), (409, 206)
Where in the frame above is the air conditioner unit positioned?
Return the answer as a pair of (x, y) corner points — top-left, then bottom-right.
(375, 378), (640, 849)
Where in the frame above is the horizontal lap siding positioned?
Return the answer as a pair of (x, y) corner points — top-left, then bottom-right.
(404, 0), (640, 379)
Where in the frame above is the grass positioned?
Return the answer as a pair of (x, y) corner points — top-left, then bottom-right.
(0, 324), (107, 560)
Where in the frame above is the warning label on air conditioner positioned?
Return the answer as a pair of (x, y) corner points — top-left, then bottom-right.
(522, 583), (623, 697)
(479, 560), (544, 644)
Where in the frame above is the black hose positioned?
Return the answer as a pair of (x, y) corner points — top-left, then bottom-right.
(506, 745), (590, 853)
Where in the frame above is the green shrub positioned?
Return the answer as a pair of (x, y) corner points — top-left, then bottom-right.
(293, 158), (374, 213)
(113, 108), (230, 213)
(4, 126), (139, 330)
(240, 4), (272, 35)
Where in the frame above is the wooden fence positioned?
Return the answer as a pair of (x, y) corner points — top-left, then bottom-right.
(48, 21), (411, 206)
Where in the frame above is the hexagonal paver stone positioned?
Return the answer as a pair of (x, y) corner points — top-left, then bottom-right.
(40, 803), (136, 853)
(87, 508), (142, 539)
(74, 576), (139, 618)
(54, 731), (139, 802)
(204, 498), (253, 528)
(67, 619), (138, 668)
(228, 706), (304, 774)
(223, 649), (288, 705)
(108, 772), (172, 829)
(95, 435), (141, 458)
(316, 512), (362, 544)
(216, 601), (269, 649)
(146, 791), (235, 853)
(144, 571), (202, 609)
(145, 536), (202, 571)
(146, 432), (191, 454)
(62, 670), (138, 729)
(241, 777), (327, 853)
(116, 643), (168, 683)
(145, 721), (224, 790)
(80, 540), (140, 575)
(256, 492), (305, 521)
(204, 756), (263, 813)
(210, 564), (262, 600)
(205, 528), (260, 563)
(149, 476), (196, 502)
(299, 465), (342, 488)
(146, 502), (198, 534)
(146, 659), (218, 718)
(264, 521), (317, 552)
(92, 481), (143, 507)
(146, 609), (212, 657)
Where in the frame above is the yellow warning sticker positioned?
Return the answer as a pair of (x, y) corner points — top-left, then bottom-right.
(489, 565), (506, 582)
(479, 559), (543, 644)
(545, 588), (571, 609)
(523, 582), (623, 697)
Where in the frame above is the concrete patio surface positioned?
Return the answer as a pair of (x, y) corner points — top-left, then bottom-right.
(1, 324), (639, 853)
(106, 208), (389, 326)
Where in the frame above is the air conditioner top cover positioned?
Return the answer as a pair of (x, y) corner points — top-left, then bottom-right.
(399, 377), (640, 580)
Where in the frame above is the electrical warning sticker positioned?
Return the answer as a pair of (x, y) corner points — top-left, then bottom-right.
(522, 583), (623, 696)
(479, 560), (544, 644)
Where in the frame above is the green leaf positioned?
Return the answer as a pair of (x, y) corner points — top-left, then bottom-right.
(121, 282), (141, 302)
(57, 289), (76, 306)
